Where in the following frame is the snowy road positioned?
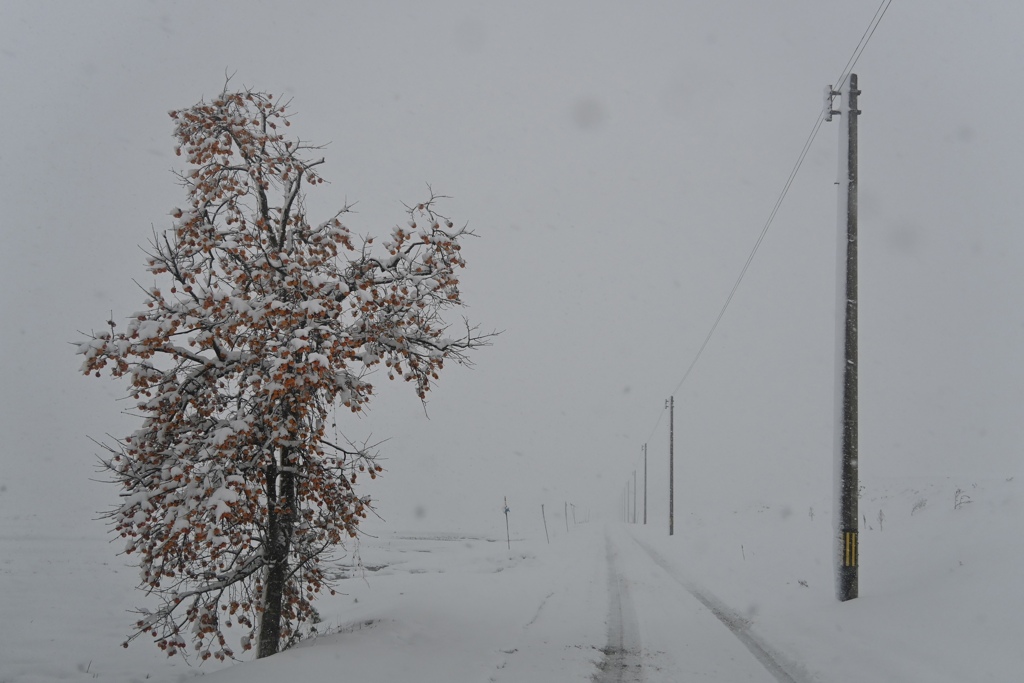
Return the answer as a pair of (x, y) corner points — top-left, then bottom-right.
(628, 535), (805, 682)
(193, 525), (812, 683)
(595, 532), (643, 682)
(600, 527), (810, 682)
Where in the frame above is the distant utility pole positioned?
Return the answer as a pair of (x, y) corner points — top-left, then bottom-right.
(667, 396), (675, 536)
(826, 73), (860, 601)
(643, 443), (648, 525)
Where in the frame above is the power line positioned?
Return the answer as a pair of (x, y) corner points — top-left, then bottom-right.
(631, 0), (896, 489)
(665, 0), (895, 400)
(834, 0), (893, 91)
(643, 402), (667, 447)
(670, 109), (829, 398)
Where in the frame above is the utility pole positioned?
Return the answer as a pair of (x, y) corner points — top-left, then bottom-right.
(827, 74), (860, 601)
(643, 443), (648, 525)
(667, 396), (675, 536)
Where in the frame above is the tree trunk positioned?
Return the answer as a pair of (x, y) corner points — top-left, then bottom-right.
(257, 447), (295, 658)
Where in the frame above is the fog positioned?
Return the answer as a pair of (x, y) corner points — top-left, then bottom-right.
(2, 0), (1021, 539)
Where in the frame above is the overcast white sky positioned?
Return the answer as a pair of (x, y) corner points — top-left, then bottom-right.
(2, 1), (1021, 539)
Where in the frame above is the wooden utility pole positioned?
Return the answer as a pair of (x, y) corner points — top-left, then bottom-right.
(668, 396), (675, 536)
(643, 443), (648, 525)
(827, 74), (860, 601)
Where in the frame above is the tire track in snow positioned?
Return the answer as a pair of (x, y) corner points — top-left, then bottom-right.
(630, 535), (810, 683)
(595, 530), (644, 683)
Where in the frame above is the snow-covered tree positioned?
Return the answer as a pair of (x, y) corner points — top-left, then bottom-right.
(78, 87), (490, 660)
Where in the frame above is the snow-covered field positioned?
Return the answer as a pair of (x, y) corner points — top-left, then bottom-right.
(2, 475), (1020, 682)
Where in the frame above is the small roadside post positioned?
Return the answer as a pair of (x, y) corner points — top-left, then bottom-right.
(541, 504), (550, 544)
(504, 496), (511, 550)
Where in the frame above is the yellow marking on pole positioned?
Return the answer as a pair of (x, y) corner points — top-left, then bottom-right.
(843, 531), (858, 567)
